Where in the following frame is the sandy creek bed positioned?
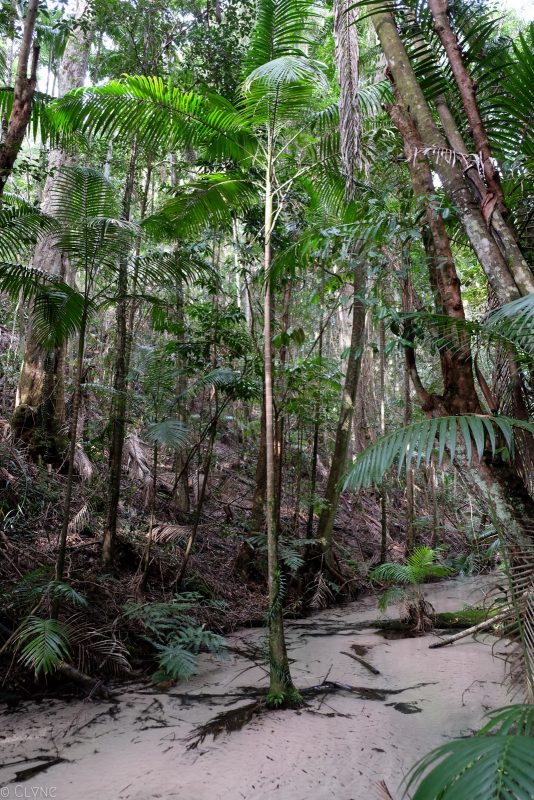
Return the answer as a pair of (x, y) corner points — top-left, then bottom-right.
(0, 577), (509, 800)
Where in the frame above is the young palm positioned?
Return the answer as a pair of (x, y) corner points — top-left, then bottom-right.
(53, 0), (335, 704)
(370, 546), (452, 633)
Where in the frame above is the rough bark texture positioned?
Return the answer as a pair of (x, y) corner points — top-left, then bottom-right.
(316, 264), (366, 570)
(434, 95), (530, 294)
(102, 143), (138, 569)
(15, 3), (92, 449)
(373, 10), (534, 301)
(391, 95), (534, 552)
(427, 0), (503, 208)
(0, 0), (39, 199)
(333, 0), (362, 195)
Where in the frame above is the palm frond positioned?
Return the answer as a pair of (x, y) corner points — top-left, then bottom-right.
(143, 174), (259, 240)
(243, 0), (321, 74)
(14, 616), (71, 676)
(0, 200), (57, 261)
(484, 293), (534, 359)
(53, 77), (254, 162)
(344, 415), (534, 491)
(145, 418), (191, 451)
(405, 729), (534, 799)
(0, 263), (86, 348)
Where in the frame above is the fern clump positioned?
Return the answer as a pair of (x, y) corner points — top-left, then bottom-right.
(124, 592), (227, 682)
(370, 546), (453, 633)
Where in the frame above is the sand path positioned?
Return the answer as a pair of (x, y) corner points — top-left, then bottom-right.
(0, 577), (508, 800)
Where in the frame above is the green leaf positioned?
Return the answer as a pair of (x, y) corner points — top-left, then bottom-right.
(14, 616), (71, 676)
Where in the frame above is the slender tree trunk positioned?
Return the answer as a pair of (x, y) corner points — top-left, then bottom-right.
(173, 272), (191, 513)
(373, 9), (534, 300)
(427, 0), (503, 208)
(175, 416), (217, 588)
(54, 305), (89, 593)
(316, 265), (366, 572)
(251, 391), (267, 531)
(0, 0), (39, 199)
(102, 143), (138, 568)
(140, 445), (158, 592)
(306, 305), (323, 537)
(275, 280), (292, 532)
(404, 351), (415, 552)
(15, 3), (92, 450)
(264, 136), (296, 702)
(379, 320), (388, 563)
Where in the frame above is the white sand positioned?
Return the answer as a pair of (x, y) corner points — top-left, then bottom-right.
(0, 578), (509, 800)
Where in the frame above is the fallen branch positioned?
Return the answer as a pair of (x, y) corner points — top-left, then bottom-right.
(341, 650), (381, 675)
(58, 662), (115, 700)
(429, 608), (509, 649)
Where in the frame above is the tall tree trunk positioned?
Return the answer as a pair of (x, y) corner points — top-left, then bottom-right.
(333, 0), (362, 196)
(306, 301), (323, 538)
(0, 0), (39, 199)
(316, 266), (366, 572)
(403, 350), (415, 552)
(102, 142), (138, 569)
(14, 3), (92, 451)
(427, 0), (503, 209)
(373, 9), (534, 301)
(250, 391), (267, 531)
(264, 135), (296, 703)
(54, 303), (89, 591)
(390, 94), (534, 548)
(274, 280), (292, 533)
(378, 320), (388, 563)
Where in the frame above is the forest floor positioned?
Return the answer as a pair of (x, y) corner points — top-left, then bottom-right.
(0, 576), (508, 800)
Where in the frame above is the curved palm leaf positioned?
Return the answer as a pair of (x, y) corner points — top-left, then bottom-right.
(14, 616), (71, 676)
(145, 419), (192, 451)
(405, 733), (534, 799)
(53, 77), (255, 163)
(0, 199), (57, 261)
(0, 262), (86, 348)
(343, 415), (534, 491)
(143, 174), (259, 240)
(243, 0), (321, 74)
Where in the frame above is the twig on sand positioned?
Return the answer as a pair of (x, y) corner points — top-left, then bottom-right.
(341, 650), (381, 675)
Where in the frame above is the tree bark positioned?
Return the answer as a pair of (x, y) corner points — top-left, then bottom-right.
(373, 9), (534, 301)
(102, 142), (138, 569)
(15, 3), (92, 451)
(264, 135), (296, 702)
(427, 0), (503, 208)
(316, 264), (366, 571)
(0, 0), (39, 199)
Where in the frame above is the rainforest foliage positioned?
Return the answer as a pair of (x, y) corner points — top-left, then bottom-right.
(1, 0), (534, 795)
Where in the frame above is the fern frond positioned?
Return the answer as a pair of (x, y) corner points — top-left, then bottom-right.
(14, 616), (71, 675)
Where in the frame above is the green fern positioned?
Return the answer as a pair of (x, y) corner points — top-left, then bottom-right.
(14, 616), (71, 676)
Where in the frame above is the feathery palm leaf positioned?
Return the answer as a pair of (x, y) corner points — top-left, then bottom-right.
(143, 174), (259, 239)
(344, 415), (534, 491)
(145, 419), (191, 451)
(0, 199), (57, 261)
(53, 77), (255, 162)
(405, 729), (534, 799)
(14, 616), (71, 676)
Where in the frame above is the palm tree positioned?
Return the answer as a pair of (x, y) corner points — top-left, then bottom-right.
(52, 0), (339, 704)
(370, 545), (452, 632)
